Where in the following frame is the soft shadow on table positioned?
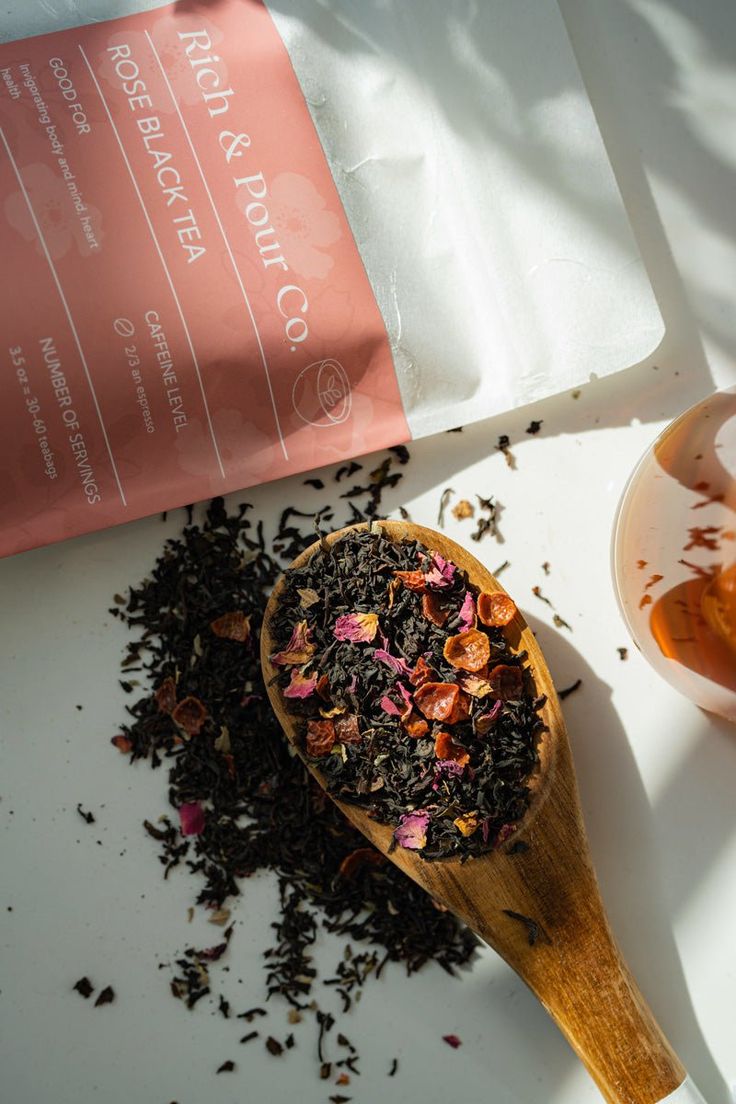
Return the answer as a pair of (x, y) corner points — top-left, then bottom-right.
(522, 612), (730, 1104)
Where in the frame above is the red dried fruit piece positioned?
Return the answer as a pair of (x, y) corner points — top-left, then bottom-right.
(210, 610), (251, 642)
(478, 592), (517, 627)
(171, 695), (207, 736)
(434, 730), (470, 766)
(443, 1034), (462, 1049)
(305, 719), (336, 757)
(337, 847), (384, 879)
(111, 735), (133, 754)
(488, 664), (524, 700)
(443, 628), (490, 672)
(403, 711), (429, 739)
(421, 592), (448, 626)
(413, 682), (470, 723)
(409, 656), (434, 687)
(154, 676), (177, 714)
(393, 570), (427, 592)
(335, 714), (361, 744)
(316, 675), (331, 701)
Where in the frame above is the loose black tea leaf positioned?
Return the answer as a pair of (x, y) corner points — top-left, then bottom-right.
(541, 562), (550, 575)
(496, 435), (516, 469)
(73, 977), (94, 999)
(270, 529), (542, 861)
(389, 445), (410, 465)
(471, 496), (503, 543)
(437, 487), (454, 527)
(525, 420), (543, 435)
(304, 478), (325, 490)
(617, 647), (629, 661)
(239, 1031), (259, 1044)
(111, 467), (478, 1077)
(216, 1061), (235, 1074)
(493, 560), (510, 577)
(502, 909), (541, 946)
(531, 585), (553, 607)
(94, 985), (115, 1007)
(76, 804), (95, 824)
(558, 679), (582, 701)
(266, 1037), (284, 1057)
(388, 1058), (399, 1076)
(553, 613), (573, 632)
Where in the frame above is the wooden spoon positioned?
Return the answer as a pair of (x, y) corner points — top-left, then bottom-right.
(261, 520), (704, 1104)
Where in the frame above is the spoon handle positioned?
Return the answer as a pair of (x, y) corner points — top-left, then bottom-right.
(468, 742), (701, 1104)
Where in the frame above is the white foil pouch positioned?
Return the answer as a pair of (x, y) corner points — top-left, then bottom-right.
(0, 0), (662, 555)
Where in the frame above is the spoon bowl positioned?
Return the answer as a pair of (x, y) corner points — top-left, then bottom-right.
(262, 519), (700, 1104)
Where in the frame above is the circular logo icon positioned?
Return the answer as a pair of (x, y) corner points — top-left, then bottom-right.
(292, 359), (352, 427)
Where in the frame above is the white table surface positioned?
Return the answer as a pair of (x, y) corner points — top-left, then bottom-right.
(2, 2), (735, 1103)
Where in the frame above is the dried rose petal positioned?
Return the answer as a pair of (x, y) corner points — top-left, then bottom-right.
(434, 730), (470, 766)
(458, 592), (476, 631)
(380, 695), (403, 717)
(283, 669), (318, 699)
(403, 711), (430, 739)
(392, 569), (427, 592)
(270, 620), (315, 666)
(335, 714), (361, 744)
(171, 696), (207, 737)
(424, 552), (456, 589)
(414, 682), (469, 723)
(475, 699), (503, 734)
(374, 648), (412, 676)
(478, 592), (517, 628)
(442, 1034), (462, 1049)
(409, 656), (434, 687)
(179, 802), (205, 836)
(453, 812), (479, 837)
(210, 610), (251, 642)
(334, 611), (379, 643)
(443, 629), (490, 673)
(488, 664), (524, 700)
(421, 592), (448, 626)
(393, 810), (430, 850)
(305, 719), (336, 757)
(154, 676), (177, 714)
(337, 847), (384, 879)
(111, 735), (133, 754)
(432, 759), (465, 790)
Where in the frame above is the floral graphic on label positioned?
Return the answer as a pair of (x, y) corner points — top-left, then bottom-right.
(97, 15), (226, 113)
(4, 162), (103, 260)
(292, 359), (352, 427)
(265, 173), (341, 280)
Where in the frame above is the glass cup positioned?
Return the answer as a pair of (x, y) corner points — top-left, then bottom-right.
(612, 386), (736, 722)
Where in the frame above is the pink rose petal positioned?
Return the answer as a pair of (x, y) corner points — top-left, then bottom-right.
(374, 648), (412, 676)
(425, 552), (456, 589)
(475, 699), (503, 734)
(442, 1034), (462, 1049)
(458, 592), (476, 630)
(393, 810), (430, 850)
(270, 620), (315, 666)
(432, 759), (465, 790)
(179, 802), (205, 836)
(380, 695), (403, 717)
(334, 611), (379, 643)
(283, 670), (318, 699)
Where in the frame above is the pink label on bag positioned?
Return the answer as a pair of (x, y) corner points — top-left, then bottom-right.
(0, 0), (408, 556)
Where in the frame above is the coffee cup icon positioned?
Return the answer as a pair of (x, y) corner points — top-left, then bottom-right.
(292, 359), (352, 427)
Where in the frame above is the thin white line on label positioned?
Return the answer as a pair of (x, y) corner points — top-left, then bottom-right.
(0, 126), (127, 506)
(78, 44), (226, 479)
(658, 1076), (707, 1104)
(145, 30), (289, 461)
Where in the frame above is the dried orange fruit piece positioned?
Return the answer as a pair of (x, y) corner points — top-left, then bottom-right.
(393, 570), (427, 592)
(305, 719), (336, 757)
(478, 592), (517, 627)
(434, 730), (470, 766)
(421, 592), (448, 626)
(414, 681), (466, 722)
(477, 592), (517, 627)
(210, 610), (251, 642)
(443, 628), (490, 672)
(488, 664), (524, 700)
